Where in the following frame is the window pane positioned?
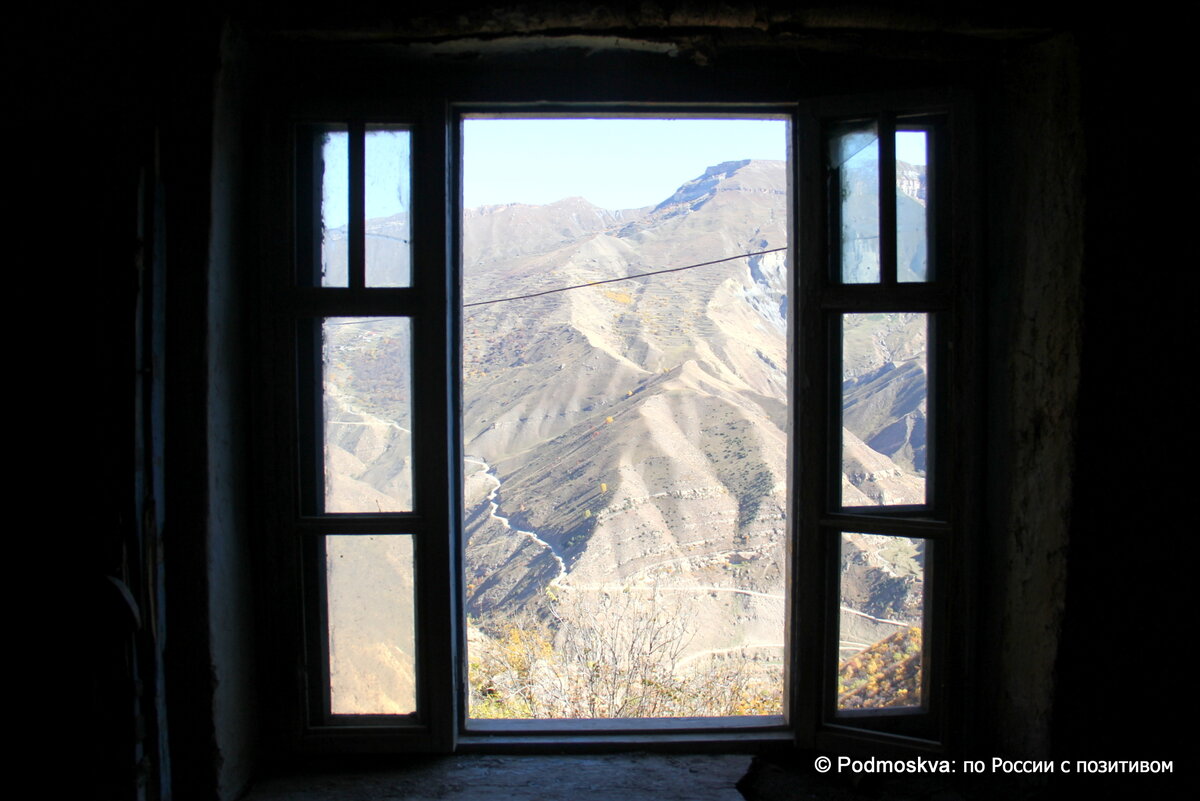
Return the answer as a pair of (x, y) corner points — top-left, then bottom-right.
(896, 130), (929, 283)
(323, 317), (413, 512)
(327, 534), (417, 714)
(320, 128), (349, 287)
(831, 126), (880, 284)
(365, 128), (412, 287)
(841, 313), (927, 507)
(837, 533), (925, 711)
(462, 117), (789, 720)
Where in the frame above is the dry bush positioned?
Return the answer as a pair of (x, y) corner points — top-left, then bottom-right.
(469, 587), (781, 718)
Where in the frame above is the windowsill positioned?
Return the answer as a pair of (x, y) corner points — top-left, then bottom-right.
(244, 752), (755, 801)
(465, 714), (786, 734)
(459, 715), (791, 752)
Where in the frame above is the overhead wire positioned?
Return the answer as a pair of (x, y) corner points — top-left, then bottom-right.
(324, 245), (787, 327)
(463, 246), (786, 308)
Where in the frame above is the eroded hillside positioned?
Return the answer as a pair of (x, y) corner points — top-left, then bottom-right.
(323, 156), (930, 718)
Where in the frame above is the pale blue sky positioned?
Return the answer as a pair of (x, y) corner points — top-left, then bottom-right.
(463, 118), (789, 209)
(322, 120), (927, 226)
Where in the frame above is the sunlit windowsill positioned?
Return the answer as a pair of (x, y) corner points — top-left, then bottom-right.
(466, 714), (785, 733)
(459, 715), (791, 751)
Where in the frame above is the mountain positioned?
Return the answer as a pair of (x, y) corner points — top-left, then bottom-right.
(840, 156), (930, 282)
(325, 157), (929, 717)
(464, 197), (650, 269)
(462, 161), (788, 630)
(322, 213), (413, 287)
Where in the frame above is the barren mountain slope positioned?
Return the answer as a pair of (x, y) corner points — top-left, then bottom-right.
(462, 162), (790, 649)
(322, 156), (931, 717)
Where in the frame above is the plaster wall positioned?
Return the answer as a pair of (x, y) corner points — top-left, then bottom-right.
(981, 34), (1084, 758)
(205, 22), (259, 801)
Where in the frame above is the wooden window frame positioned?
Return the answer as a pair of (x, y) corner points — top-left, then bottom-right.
(254, 51), (980, 756)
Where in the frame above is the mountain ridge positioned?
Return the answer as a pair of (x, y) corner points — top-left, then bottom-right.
(324, 154), (930, 717)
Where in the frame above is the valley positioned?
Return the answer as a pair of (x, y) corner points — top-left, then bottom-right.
(323, 154), (930, 718)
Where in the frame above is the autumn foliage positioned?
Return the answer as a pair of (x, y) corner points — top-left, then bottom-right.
(837, 626), (922, 710)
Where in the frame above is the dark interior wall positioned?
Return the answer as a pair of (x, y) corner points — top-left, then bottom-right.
(157, 9), (259, 801)
(57, 3), (199, 799)
(72, 3), (1186, 799)
(204, 21), (259, 799)
(981, 33), (1084, 759)
(66, 4), (258, 799)
(1053, 30), (1188, 767)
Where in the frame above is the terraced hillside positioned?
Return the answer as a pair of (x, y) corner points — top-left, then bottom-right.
(324, 156), (930, 717)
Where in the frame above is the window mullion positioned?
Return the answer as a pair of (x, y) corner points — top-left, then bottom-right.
(819, 514), (949, 538)
(348, 122), (366, 290)
(409, 98), (458, 751)
(792, 107), (829, 745)
(287, 287), (419, 317)
(878, 112), (897, 287)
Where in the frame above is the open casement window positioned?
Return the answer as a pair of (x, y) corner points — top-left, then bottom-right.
(262, 79), (976, 754)
(279, 114), (459, 752)
(794, 101), (978, 749)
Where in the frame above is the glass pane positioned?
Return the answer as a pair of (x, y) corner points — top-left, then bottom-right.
(365, 128), (412, 287)
(896, 130), (929, 282)
(323, 317), (413, 512)
(837, 533), (925, 711)
(320, 128), (349, 287)
(832, 127), (880, 284)
(327, 534), (417, 714)
(462, 117), (789, 719)
(841, 313), (928, 507)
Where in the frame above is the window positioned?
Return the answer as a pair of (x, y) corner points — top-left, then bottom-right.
(258, 57), (977, 754)
(825, 119), (945, 731)
(459, 116), (791, 723)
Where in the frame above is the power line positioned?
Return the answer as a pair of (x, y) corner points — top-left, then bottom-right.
(462, 247), (786, 308)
